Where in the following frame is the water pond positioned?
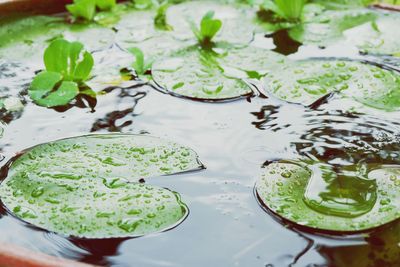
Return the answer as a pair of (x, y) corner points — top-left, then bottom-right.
(0, 1), (399, 266)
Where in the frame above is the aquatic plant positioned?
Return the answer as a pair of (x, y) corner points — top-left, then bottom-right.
(154, 1), (173, 30)
(128, 47), (153, 76)
(190, 11), (222, 49)
(261, 0), (307, 22)
(29, 39), (94, 107)
(67, 0), (117, 21)
(0, 134), (203, 238)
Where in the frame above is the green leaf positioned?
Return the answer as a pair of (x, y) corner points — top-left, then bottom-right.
(29, 71), (79, 107)
(0, 134), (203, 238)
(73, 51), (95, 82)
(288, 8), (377, 45)
(152, 49), (253, 101)
(128, 47), (153, 76)
(275, 0), (307, 21)
(256, 161), (400, 232)
(132, 0), (156, 10)
(44, 39), (93, 83)
(154, 2), (173, 31)
(262, 59), (400, 111)
(67, 0), (97, 21)
(167, 1), (254, 46)
(199, 11), (222, 42)
(220, 46), (287, 79)
(96, 0), (116, 11)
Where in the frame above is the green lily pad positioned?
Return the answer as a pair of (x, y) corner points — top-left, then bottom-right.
(166, 1), (254, 45)
(0, 134), (203, 238)
(262, 59), (400, 111)
(116, 10), (158, 44)
(220, 46), (287, 79)
(0, 15), (114, 62)
(256, 162), (400, 232)
(0, 16), (67, 62)
(152, 49), (253, 101)
(344, 14), (400, 56)
(289, 8), (377, 46)
(29, 71), (80, 107)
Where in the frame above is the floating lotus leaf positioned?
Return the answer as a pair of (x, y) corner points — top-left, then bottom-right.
(0, 134), (203, 238)
(262, 59), (400, 111)
(256, 162), (400, 232)
(289, 8), (377, 46)
(152, 49), (253, 101)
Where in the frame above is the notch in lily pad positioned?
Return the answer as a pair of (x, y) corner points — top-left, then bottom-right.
(28, 38), (96, 107)
(255, 161), (400, 232)
(0, 134), (205, 238)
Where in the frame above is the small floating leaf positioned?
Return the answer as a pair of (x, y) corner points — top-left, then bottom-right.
(0, 134), (203, 238)
(167, 1), (254, 45)
(288, 8), (377, 46)
(152, 49), (252, 101)
(67, 0), (97, 21)
(262, 59), (400, 111)
(29, 71), (79, 107)
(220, 46), (287, 78)
(256, 162), (400, 232)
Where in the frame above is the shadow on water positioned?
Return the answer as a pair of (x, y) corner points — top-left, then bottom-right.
(270, 30), (302, 56)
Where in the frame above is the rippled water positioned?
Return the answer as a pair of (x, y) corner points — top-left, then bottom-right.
(1, 12), (400, 267)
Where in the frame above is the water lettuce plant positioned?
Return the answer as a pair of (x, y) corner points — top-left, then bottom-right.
(128, 47), (153, 76)
(262, 0), (307, 22)
(0, 134), (204, 238)
(154, 2), (173, 30)
(190, 11), (222, 48)
(67, 0), (117, 21)
(28, 39), (94, 107)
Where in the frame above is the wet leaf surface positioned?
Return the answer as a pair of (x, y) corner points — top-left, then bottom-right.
(0, 134), (203, 238)
(262, 59), (400, 111)
(152, 49), (253, 101)
(256, 162), (400, 232)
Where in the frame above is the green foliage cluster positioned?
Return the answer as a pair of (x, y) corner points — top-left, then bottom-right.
(67, 0), (117, 21)
(29, 39), (94, 107)
(190, 11), (223, 48)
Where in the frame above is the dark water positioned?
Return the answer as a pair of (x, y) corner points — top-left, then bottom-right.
(0, 21), (400, 267)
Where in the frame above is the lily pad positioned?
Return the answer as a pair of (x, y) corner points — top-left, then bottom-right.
(289, 8), (377, 46)
(29, 71), (80, 107)
(256, 162), (400, 232)
(344, 14), (400, 56)
(152, 49), (253, 101)
(220, 46), (287, 79)
(262, 59), (400, 111)
(0, 15), (114, 62)
(0, 134), (203, 238)
(166, 1), (254, 45)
